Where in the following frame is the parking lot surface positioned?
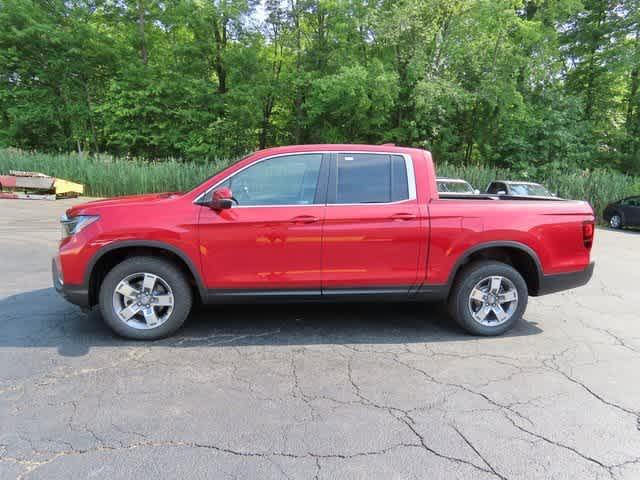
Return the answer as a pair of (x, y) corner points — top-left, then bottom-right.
(1, 198), (640, 479)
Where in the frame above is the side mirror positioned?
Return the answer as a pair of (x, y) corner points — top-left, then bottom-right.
(474, 189), (480, 195)
(497, 190), (507, 195)
(209, 187), (235, 210)
(210, 198), (234, 210)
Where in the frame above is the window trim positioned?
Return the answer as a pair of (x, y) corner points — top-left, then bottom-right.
(194, 151), (416, 208)
(327, 152), (416, 206)
(194, 152), (329, 208)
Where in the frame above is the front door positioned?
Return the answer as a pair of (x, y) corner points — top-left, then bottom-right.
(321, 152), (423, 292)
(199, 153), (327, 293)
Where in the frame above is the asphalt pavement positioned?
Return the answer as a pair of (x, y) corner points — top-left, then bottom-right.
(1, 198), (639, 479)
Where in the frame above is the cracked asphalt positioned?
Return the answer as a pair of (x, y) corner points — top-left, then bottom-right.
(1, 198), (639, 480)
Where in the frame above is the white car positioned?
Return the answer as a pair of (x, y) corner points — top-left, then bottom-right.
(436, 177), (479, 195)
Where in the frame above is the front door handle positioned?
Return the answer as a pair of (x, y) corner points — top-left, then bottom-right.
(290, 215), (320, 224)
(390, 213), (416, 221)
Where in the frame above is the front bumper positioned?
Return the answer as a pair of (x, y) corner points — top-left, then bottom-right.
(537, 261), (595, 296)
(52, 259), (89, 309)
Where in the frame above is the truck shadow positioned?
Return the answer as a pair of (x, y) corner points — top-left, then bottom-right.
(0, 288), (543, 357)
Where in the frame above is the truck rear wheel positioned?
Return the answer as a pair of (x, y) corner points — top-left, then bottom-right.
(448, 261), (528, 336)
(99, 256), (193, 340)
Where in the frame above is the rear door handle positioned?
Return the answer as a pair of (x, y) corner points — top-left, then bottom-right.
(290, 215), (320, 224)
(390, 213), (416, 221)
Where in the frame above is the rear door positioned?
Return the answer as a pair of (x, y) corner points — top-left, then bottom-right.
(321, 152), (422, 293)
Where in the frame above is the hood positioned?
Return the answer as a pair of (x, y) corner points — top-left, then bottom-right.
(67, 192), (183, 216)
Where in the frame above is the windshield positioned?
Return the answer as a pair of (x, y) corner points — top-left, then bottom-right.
(188, 155), (250, 193)
(509, 183), (552, 196)
(437, 181), (474, 193)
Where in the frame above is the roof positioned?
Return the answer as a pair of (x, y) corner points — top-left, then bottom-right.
(491, 180), (544, 186)
(255, 144), (427, 156)
(437, 178), (470, 183)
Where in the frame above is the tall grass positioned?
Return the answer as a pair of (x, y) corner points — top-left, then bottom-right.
(1, 148), (638, 221)
(0, 148), (229, 197)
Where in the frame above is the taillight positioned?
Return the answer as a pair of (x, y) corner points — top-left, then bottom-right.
(583, 221), (595, 249)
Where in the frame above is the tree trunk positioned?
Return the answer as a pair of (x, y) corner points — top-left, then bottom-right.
(259, 98), (274, 149)
(212, 15), (228, 94)
(291, 0), (304, 143)
(137, 0), (148, 65)
(394, 46), (410, 133)
(626, 28), (640, 134)
(626, 66), (639, 131)
(83, 79), (99, 154)
(584, 4), (607, 121)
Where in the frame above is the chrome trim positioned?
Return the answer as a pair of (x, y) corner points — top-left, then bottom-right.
(193, 151), (416, 207)
(405, 153), (416, 200)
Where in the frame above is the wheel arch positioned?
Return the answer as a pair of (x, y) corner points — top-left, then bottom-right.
(446, 241), (543, 297)
(85, 240), (206, 307)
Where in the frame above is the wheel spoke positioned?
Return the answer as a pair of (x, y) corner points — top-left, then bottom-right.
(116, 282), (139, 299)
(142, 307), (160, 327)
(476, 304), (492, 321)
(470, 288), (485, 302)
(142, 273), (157, 292)
(119, 303), (141, 321)
(489, 276), (502, 293)
(499, 290), (517, 303)
(154, 294), (173, 306)
(492, 304), (508, 322)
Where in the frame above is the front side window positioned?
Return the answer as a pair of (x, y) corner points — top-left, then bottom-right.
(218, 154), (322, 206)
(487, 183), (504, 194)
(334, 154), (409, 204)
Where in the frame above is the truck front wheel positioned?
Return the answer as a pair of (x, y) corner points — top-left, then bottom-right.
(99, 256), (193, 340)
(448, 261), (528, 336)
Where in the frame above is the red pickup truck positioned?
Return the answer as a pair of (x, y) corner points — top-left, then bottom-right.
(53, 144), (595, 340)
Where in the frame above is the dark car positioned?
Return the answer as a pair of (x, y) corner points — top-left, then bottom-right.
(603, 196), (640, 229)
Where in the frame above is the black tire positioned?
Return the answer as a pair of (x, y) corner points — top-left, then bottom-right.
(99, 256), (193, 340)
(609, 213), (623, 229)
(448, 261), (528, 336)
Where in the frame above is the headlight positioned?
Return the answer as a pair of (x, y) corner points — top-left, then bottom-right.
(61, 214), (100, 238)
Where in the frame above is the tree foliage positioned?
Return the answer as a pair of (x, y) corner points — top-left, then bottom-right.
(0, 0), (639, 173)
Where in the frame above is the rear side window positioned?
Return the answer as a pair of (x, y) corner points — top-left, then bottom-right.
(333, 153), (409, 204)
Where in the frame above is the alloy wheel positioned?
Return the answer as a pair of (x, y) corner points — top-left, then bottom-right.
(468, 275), (518, 327)
(112, 272), (174, 330)
(610, 215), (621, 229)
